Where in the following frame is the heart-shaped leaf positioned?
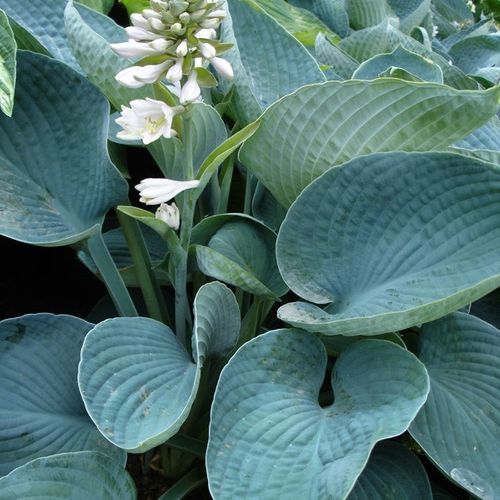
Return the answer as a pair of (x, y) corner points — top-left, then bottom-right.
(0, 314), (125, 476)
(277, 152), (500, 336)
(207, 329), (429, 499)
(348, 441), (432, 500)
(192, 214), (287, 298)
(79, 282), (240, 452)
(0, 50), (127, 246)
(0, 451), (135, 499)
(0, 9), (15, 116)
(409, 312), (500, 498)
(239, 79), (498, 207)
(220, 0), (325, 124)
(0, 0), (81, 71)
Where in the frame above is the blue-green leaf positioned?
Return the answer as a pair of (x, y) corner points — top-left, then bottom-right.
(0, 51), (127, 246)
(0, 451), (135, 499)
(239, 80), (499, 207)
(352, 46), (443, 83)
(277, 152), (500, 336)
(192, 214), (287, 298)
(207, 329), (429, 499)
(289, 0), (349, 37)
(0, 0), (81, 71)
(220, 0), (325, 124)
(0, 9), (16, 116)
(409, 312), (500, 499)
(79, 282), (240, 452)
(0, 314), (125, 476)
(348, 442), (432, 499)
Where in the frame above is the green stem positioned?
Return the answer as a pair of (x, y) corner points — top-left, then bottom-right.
(175, 112), (196, 345)
(166, 434), (207, 459)
(86, 233), (138, 317)
(158, 467), (206, 500)
(117, 210), (171, 325)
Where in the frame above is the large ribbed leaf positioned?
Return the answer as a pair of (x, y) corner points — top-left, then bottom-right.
(79, 282), (239, 452)
(315, 33), (359, 79)
(220, 0), (325, 124)
(0, 452), (135, 499)
(345, 0), (395, 30)
(0, 314), (125, 476)
(409, 313), (500, 499)
(207, 329), (429, 499)
(337, 19), (477, 89)
(64, 0), (151, 110)
(290, 0), (349, 37)
(0, 0), (81, 71)
(192, 214), (287, 298)
(348, 442), (432, 500)
(352, 46), (443, 82)
(250, 0), (337, 46)
(387, 0), (431, 33)
(0, 9), (15, 116)
(0, 51), (127, 246)
(239, 79), (499, 207)
(277, 152), (500, 336)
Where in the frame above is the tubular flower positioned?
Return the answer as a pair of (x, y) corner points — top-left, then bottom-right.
(136, 178), (200, 205)
(115, 98), (184, 145)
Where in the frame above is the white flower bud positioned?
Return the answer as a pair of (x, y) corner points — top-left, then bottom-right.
(111, 39), (163, 58)
(155, 202), (180, 230)
(149, 17), (167, 31)
(210, 56), (233, 80)
(199, 41), (216, 59)
(166, 58), (184, 82)
(179, 12), (190, 23)
(207, 9), (226, 18)
(176, 39), (189, 56)
(199, 18), (221, 29)
(126, 26), (162, 41)
(180, 71), (201, 104)
(195, 28), (216, 40)
(130, 13), (149, 29)
(142, 9), (162, 19)
(150, 38), (172, 51)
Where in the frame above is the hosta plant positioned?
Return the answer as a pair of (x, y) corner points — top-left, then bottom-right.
(0, 0), (499, 498)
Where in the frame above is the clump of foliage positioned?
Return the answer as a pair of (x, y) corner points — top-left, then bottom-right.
(0, 0), (499, 498)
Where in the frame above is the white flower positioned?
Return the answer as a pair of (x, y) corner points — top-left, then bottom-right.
(116, 98), (184, 145)
(180, 71), (201, 103)
(199, 41), (216, 59)
(130, 13), (149, 29)
(115, 60), (171, 87)
(166, 58), (184, 82)
(207, 9), (226, 18)
(155, 202), (180, 230)
(210, 56), (233, 80)
(149, 17), (167, 31)
(111, 39), (164, 58)
(136, 178), (200, 205)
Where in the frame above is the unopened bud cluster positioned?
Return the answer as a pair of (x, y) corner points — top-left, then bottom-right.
(112, 0), (234, 104)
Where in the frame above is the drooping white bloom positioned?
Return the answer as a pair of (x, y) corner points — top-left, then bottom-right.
(180, 71), (201, 103)
(136, 178), (200, 205)
(210, 56), (234, 80)
(115, 60), (172, 87)
(111, 39), (165, 58)
(130, 13), (149, 29)
(116, 98), (183, 145)
(166, 58), (184, 82)
(155, 202), (180, 229)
